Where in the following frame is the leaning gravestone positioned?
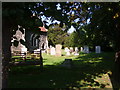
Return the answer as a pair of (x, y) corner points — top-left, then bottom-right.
(74, 47), (79, 56)
(83, 45), (89, 53)
(95, 46), (101, 53)
(55, 44), (62, 56)
(50, 47), (56, 55)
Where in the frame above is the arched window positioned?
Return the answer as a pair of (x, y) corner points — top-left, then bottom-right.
(30, 34), (35, 46)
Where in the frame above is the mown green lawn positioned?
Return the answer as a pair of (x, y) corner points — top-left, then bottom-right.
(8, 51), (115, 88)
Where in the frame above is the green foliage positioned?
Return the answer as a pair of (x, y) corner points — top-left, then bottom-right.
(64, 31), (79, 47)
(84, 2), (120, 51)
(48, 24), (68, 47)
(3, 2), (120, 51)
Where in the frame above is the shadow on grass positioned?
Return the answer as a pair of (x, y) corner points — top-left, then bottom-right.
(9, 52), (115, 89)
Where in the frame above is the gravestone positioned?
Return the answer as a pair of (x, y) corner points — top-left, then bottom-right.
(55, 44), (62, 56)
(50, 47), (56, 55)
(64, 47), (69, 52)
(75, 47), (79, 52)
(70, 47), (74, 53)
(83, 45), (89, 53)
(95, 46), (101, 53)
(50, 45), (52, 48)
(61, 59), (73, 68)
(74, 47), (79, 56)
(66, 48), (70, 56)
(11, 25), (27, 54)
(80, 47), (84, 52)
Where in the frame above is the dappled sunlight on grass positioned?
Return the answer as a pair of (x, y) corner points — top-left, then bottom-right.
(9, 52), (115, 88)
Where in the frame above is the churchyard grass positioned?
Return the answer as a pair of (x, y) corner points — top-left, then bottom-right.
(8, 51), (115, 88)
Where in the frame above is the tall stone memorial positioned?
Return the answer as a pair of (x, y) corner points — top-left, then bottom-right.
(11, 25), (27, 54)
(55, 44), (62, 56)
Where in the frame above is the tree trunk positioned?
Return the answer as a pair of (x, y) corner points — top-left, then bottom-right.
(39, 49), (43, 71)
(2, 19), (12, 88)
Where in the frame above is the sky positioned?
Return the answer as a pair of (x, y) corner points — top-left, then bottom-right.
(67, 26), (76, 33)
(67, 18), (90, 34)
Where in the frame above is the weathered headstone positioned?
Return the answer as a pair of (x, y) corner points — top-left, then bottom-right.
(70, 47), (74, 53)
(83, 45), (89, 53)
(50, 47), (56, 55)
(75, 47), (79, 52)
(80, 47), (84, 52)
(55, 44), (62, 56)
(95, 46), (101, 53)
(66, 48), (70, 56)
(11, 25), (27, 54)
(64, 47), (69, 52)
(74, 47), (79, 56)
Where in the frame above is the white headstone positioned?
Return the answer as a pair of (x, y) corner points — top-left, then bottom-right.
(75, 47), (79, 52)
(84, 46), (89, 53)
(74, 47), (79, 55)
(64, 47), (69, 52)
(50, 47), (56, 55)
(95, 46), (101, 53)
(80, 47), (84, 52)
(70, 47), (74, 53)
(66, 48), (70, 56)
(50, 45), (52, 48)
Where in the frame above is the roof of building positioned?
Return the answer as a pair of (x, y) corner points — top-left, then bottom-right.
(39, 27), (48, 32)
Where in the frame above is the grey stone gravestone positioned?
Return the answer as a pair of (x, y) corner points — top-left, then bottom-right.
(83, 45), (89, 53)
(95, 46), (101, 53)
